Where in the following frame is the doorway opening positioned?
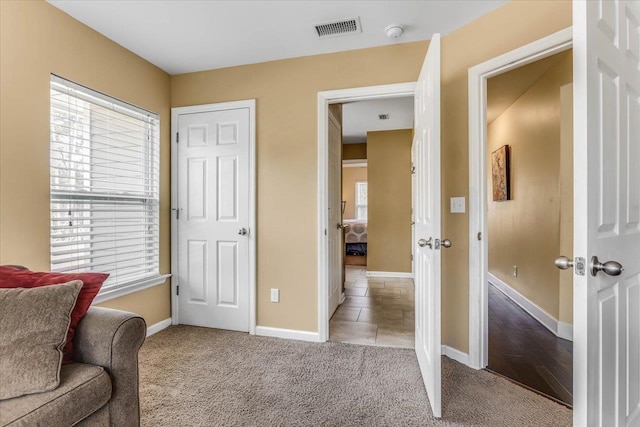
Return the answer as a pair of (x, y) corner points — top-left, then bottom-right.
(485, 49), (574, 406)
(329, 97), (415, 348)
(316, 83), (415, 344)
(467, 28), (574, 406)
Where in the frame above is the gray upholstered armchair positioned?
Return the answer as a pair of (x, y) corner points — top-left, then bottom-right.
(0, 307), (146, 427)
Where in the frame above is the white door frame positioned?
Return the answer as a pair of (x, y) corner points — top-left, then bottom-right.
(467, 28), (573, 370)
(170, 100), (257, 334)
(317, 83), (416, 342)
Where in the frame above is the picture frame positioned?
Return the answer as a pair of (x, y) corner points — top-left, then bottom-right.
(491, 145), (510, 201)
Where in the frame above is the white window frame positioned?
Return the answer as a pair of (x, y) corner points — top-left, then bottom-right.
(355, 180), (368, 221)
(50, 75), (169, 304)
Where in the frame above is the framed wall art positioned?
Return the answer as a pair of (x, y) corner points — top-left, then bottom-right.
(491, 145), (510, 201)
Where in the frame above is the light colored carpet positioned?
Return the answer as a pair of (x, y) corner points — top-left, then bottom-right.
(139, 326), (572, 426)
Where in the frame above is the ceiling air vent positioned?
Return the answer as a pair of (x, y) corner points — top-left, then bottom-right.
(315, 17), (362, 39)
(378, 114), (390, 120)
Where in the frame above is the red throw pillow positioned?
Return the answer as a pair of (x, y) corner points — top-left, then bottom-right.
(0, 266), (108, 363)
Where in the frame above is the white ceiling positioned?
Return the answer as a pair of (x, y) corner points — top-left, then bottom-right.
(342, 97), (414, 144)
(47, 0), (508, 75)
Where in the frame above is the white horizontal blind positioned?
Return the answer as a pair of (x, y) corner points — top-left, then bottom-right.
(50, 75), (160, 289)
(355, 181), (367, 220)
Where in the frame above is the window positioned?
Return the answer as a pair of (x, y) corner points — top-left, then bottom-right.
(355, 181), (367, 220)
(50, 75), (161, 296)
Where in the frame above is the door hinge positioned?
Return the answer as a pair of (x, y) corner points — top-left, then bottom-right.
(172, 208), (180, 220)
(411, 254), (413, 261)
(477, 232), (482, 241)
(176, 285), (179, 296)
(176, 132), (179, 143)
(411, 165), (416, 174)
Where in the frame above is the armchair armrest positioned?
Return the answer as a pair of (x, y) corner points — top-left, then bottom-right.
(74, 306), (146, 427)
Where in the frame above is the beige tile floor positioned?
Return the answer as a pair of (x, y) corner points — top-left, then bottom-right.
(329, 265), (415, 349)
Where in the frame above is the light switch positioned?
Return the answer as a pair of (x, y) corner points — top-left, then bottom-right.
(450, 197), (466, 213)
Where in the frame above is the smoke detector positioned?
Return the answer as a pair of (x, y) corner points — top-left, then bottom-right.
(315, 17), (362, 39)
(385, 25), (404, 39)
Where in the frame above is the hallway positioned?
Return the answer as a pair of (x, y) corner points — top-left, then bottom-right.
(488, 283), (573, 406)
(329, 266), (414, 348)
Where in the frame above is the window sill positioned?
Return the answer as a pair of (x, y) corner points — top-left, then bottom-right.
(92, 273), (171, 305)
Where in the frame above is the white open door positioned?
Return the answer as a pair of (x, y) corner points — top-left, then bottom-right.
(328, 108), (343, 318)
(572, 1), (640, 425)
(413, 33), (442, 418)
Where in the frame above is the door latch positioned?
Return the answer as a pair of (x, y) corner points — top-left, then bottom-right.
(555, 256), (586, 276)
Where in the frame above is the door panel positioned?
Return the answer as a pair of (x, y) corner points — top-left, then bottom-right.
(187, 240), (207, 302)
(573, 1), (640, 425)
(177, 107), (250, 332)
(187, 158), (207, 220)
(217, 156), (238, 221)
(413, 33), (442, 418)
(217, 241), (238, 306)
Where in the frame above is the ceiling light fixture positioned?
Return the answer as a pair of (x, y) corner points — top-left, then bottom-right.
(385, 25), (404, 39)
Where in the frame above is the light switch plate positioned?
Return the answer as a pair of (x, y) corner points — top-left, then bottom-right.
(450, 197), (466, 213)
(270, 288), (279, 303)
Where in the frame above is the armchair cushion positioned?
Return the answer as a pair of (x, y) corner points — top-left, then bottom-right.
(0, 281), (82, 400)
(0, 363), (112, 427)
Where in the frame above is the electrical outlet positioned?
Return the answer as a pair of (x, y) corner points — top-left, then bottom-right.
(270, 288), (279, 303)
(513, 266), (518, 277)
(450, 197), (466, 213)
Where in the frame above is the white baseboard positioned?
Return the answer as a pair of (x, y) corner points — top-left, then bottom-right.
(488, 273), (573, 342)
(255, 326), (321, 343)
(441, 345), (471, 366)
(557, 321), (573, 341)
(366, 271), (413, 279)
(146, 318), (172, 337)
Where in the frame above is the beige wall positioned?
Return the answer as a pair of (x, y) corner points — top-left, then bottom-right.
(487, 53), (573, 321)
(172, 42), (429, 331)
(0, 1), (172, 325)
(439, 0), (572, 352)
(343, 143), (367, 160)
(342, 167), (367, 220)
(0, 0), (574, 350)
(367, 130), (412, 273)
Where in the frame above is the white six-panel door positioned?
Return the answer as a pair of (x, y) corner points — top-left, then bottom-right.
(413, 33), (442, 418)
(175, 105), (252, 332)
(573, 1), (640, 425)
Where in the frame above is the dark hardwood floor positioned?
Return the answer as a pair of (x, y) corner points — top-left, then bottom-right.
(488, 283), (573, 406)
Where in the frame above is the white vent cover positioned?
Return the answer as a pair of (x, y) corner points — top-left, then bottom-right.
(315, 17), (362, 38)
